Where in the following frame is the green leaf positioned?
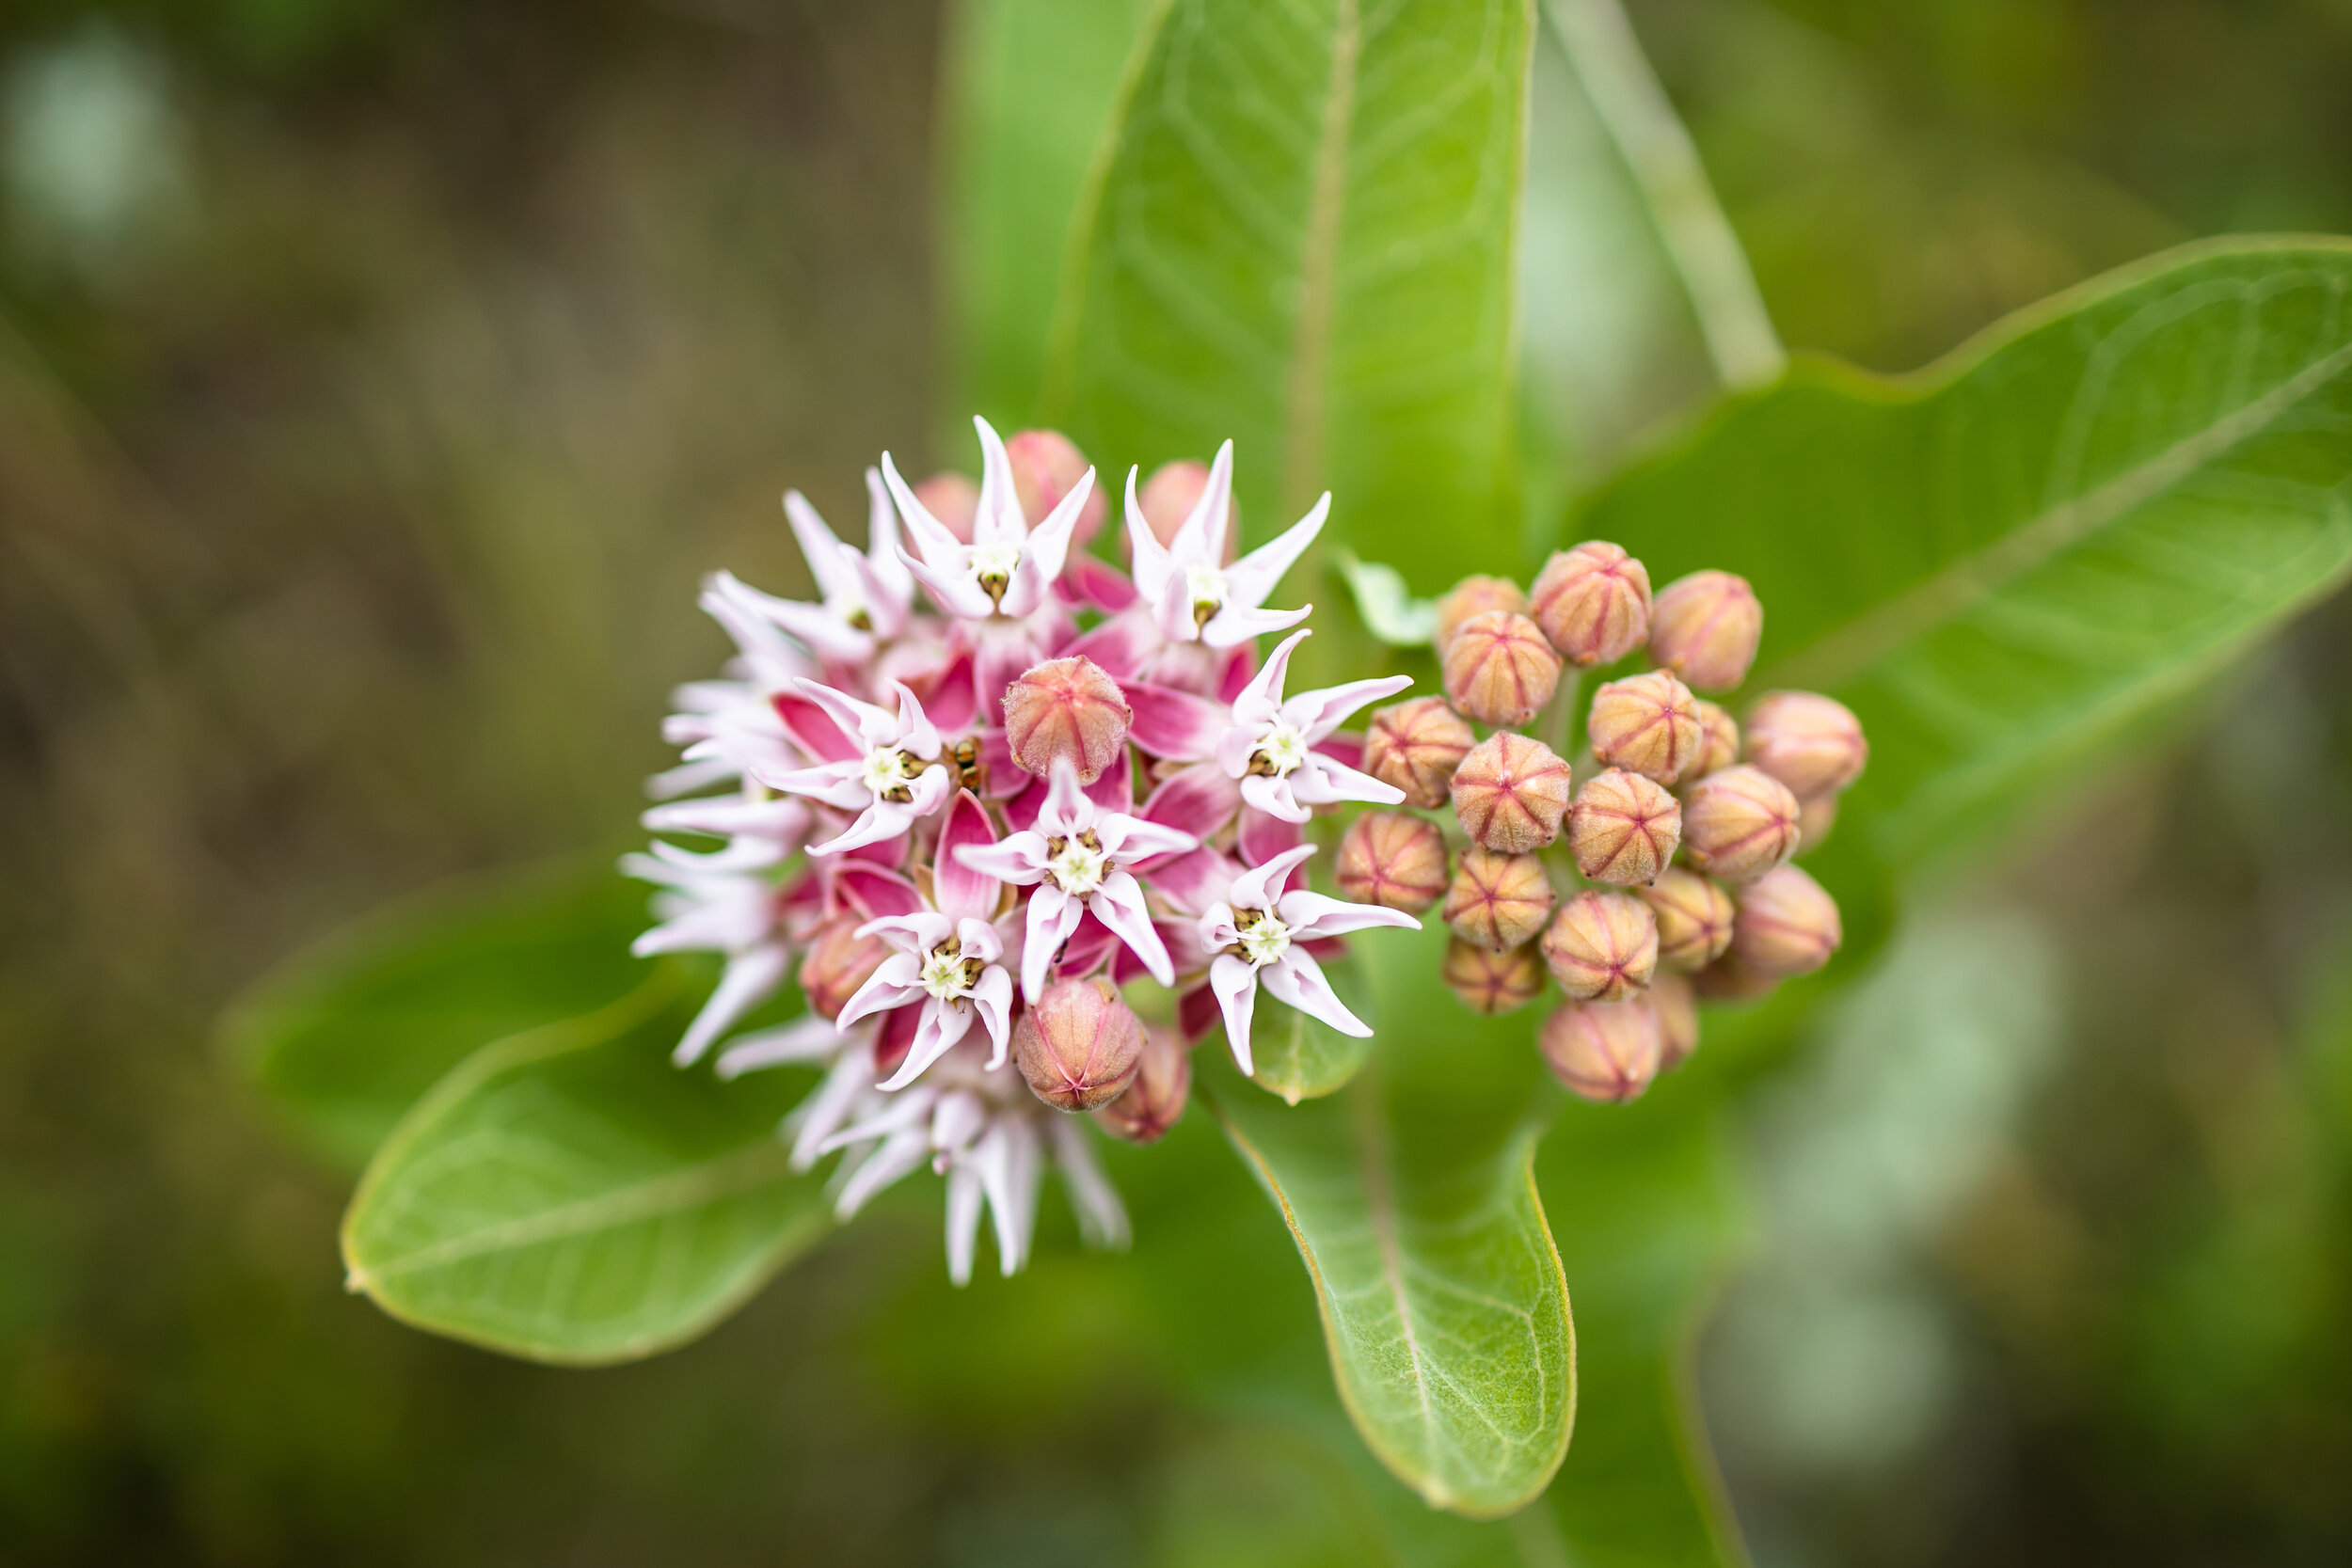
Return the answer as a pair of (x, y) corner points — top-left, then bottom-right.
(1204, 921), (1574, 1518)
(227, 862), (652, 1169)
(341, 971), (829, 1365)
(1247, 956), (1376, 1103)
(1335, 551), (1440, 647)
(1581, 239), (2352, 864)
(1046, 0), (1535, 580)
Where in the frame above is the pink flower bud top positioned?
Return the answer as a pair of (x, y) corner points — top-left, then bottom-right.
(1364, 697), (1475, 809)
(1741, 689), (1867, 800)
(1442, 937), (1547, 1015)
(1336, 810), (1449, 913)
(1002, 656), (1132, 783)
(1092, 1022), (1190, 1144)
(1646, 971), (1699, 1071)
(1678, 764), (1801, 881)
(1436, 575), (1529, 651)
(1017, 976), (1146, 1111)
(1451, 732), (1573, 853)
(799, 913), (891, 1021)
(1568, 768), (1682, 885)
(1530, 541), (1651, 667)
(1541, 999), (1662, 1104)
(1135, 459), (1239, 562)
(1442, 847), (1556, 953)
(911, 470), (979, 545)
(1540, 889), (1659, 1002)
(1730, 864), (1842, 978)
(1444, 610), (1563, 729)
(1689, 699), (1740, 783)
(1587, 669), (1704, 785)
(1647, 570), (1761, 692)
(1635, 867), (1735, 973)
(1005, 428), (1107, 547)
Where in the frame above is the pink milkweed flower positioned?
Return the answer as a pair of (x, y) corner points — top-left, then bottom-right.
(782, 467), (917, 645)
(623, 832), (800, 1068)
(881, 416), (1095, 623)
(757, 677), (953, 857)
(1124, 440), (1325, 649)
(837, 791), (1020, 1090)
(1199, 844), (1418, 1075)
(953, 759), (1198, 1001)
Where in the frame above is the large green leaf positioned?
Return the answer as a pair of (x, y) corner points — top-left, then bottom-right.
(1045, 0), (1535, 574)
(341, 971), (829, 1365)
(1581, 239), (2352, 864)
(227, 862), (651, 1168)
(1204, 920), (1574, 1518)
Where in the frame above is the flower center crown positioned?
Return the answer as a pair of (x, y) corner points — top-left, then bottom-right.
(919, 938), (984, 1003)
(1184, 562), (1226, 628)
(1231, 906), (1292, 968)
(1044, 831), (1110, 897)
(862, 747), (923, 803)
(1248, 718), (1310, 779)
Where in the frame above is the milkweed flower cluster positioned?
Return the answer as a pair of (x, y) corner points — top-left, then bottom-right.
(1340, 545), (1867, 1105)
(629, 419), (1419, 1283)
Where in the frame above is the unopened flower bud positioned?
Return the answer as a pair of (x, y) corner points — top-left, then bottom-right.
(1017, 976), (1145, 1111)
(1634, 867), (1735, 972)
(1092, 1022), (1189, 1144)
(1135, 459), (1238, 562)
(1444, 610), (1563, 728)
(799, 913), (891, 1021)
(1364, 697), (1475, 809)
(1692, 951), (1779, 1001)
(1003, 656), (1132, 783)
(1568, 768), (1682, 885)
(1688, 700), (1740, 783)
(1742, 690), (1867, 800)
(912, 471), (979, 544)
(1005, 428), (1107, 547)
(1336, 811), (1449, 913)
(1540, 1000), (1662, 1104)
(1450, 732), (1574, 853)
(1540, 889), (1659, 1002)
(1586, 670), (1703, 784)
(1436, 575), (1528, 650)
(1646, 971), (1700, 1070)
(1530, 541), (1651, 667)
(1647, 570), (1762, 692)
(1678, 764), (1801, 882)
(1730, 864), (1842, 978)
(1441, 937), (1547, 1014)
(1442, 847), (1555, 952)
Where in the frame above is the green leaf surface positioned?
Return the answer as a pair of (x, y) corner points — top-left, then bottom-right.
(1047, 0), (1535, 578)
(1247, 956), (1376, 1104)
(341, 971), (828, 1365)
(1205, 920), (1574, 1518)
(227, 862), (652, 1169)
(1581, 239), (2352, 864)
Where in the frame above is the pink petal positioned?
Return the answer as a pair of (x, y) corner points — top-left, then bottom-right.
(1057, 908), (1122, 979)
(1089, 871), (1172, 986)
(1311, 731), (1365, 770)
(1144, 846), (1242, 915)
(1136, 762), (1242, 857)
(932, 789), (1001, 927)
(1208, 953), (1260, 1074)
(771, 692), (862, 764)
(1121, 682), (1229, 762)
(1064, 608), (1160, 680)
(873, 999), (922, 1079)
(1237, 806), (1303, 871)
(837, 954), (925, 1031)
(1083, 747), (1134, 815)
(1037, 759), (1091, 837)
(1058, 552), (1138, 612)
(834, 864), (922, 920)
(1216, 641), (1257, 705)
(791, 677), (893, 750)
(880, 999), (976, 1091)
(908, 647), (978, 734)
(1177, 980), (1223, 1045)
(1022, 885), (1086, 1001)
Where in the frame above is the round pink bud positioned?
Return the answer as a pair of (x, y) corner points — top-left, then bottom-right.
(1017, 976), (1146, 1111)
(1635, 867), (1735, 973)
(1005, 428), (1107, 547)
(1540, 1000), (1662, 1104)
(1796, 790), (1838, 854)
(1741, 689), (1867, 800)
(1364, 697), (1475, 809)
(1678, 764), (1801, 882)
(1646, 971), (1700, 1071)
(1530, 541), (1652, 667)
(1444, 610), (1563, 729)
(798, 914), (891, 1022)
(1134, 459), (1238, 562)
(1587, 670), (1704, 784)
(1689, 699), (1740, 784)
(1435, 575), (1529, 651)
(1092, 1022), (1190, 1144)
(912, 471), (979, 545)
(1336, 811), (1449, 913)
(1450, 732), (1574, 854)
(1647, 569), (1762, 692)
(1730, 864), (1842, 978)
(1540, 889), (1659, 1002)
(1442, 937), (1547, 1015)
(1442, 847), (1556, 953)
(1568, 768), (1682, 885)
(1002, 656), (1132, 784)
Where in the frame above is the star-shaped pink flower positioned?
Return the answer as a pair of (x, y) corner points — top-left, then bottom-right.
(1199, 844), (1418, 1075)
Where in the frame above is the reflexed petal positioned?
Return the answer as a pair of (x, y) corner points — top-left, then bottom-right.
(713, 1013), (843, 1078)
(1236, 806), (1303, 870)
(944, 1163), (984, 1286)
(1065, 606), (1161, 680)
(837, 1126), (932, 1221)
(1049, 1118), (1130, 1250)
(1136, 762), (1241, 849)
(781, 1037), (879, 1169)
(932, 789), (1002, 925)
(1145, 846), (1242, 914)
(672, 943), (793, 1066)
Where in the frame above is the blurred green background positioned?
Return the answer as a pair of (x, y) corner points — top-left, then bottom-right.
(4, 0), (2351, 1562)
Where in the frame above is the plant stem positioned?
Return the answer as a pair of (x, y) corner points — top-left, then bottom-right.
(1545, 0), (1786, 390)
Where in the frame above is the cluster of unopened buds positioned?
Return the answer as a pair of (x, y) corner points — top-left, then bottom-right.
(1337, 546), (1866, 1103)
(628, 419), (1421, 1282)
